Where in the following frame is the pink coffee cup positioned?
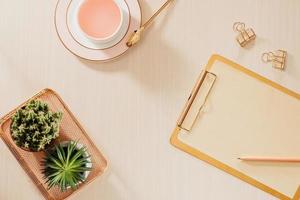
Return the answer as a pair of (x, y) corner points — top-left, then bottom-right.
(77, 0), (124, 43)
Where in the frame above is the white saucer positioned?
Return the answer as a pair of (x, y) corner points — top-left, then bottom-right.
(67, 0), (130, 50)
(55, 0), (141, 61)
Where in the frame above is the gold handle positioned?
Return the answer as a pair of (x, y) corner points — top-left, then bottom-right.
(126, 0), (174, 47)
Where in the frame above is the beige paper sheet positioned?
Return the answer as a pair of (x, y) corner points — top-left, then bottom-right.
(174, 55), (300, 199)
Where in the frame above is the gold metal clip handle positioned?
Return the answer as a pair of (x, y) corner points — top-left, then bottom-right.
(177, 70), (217, 131)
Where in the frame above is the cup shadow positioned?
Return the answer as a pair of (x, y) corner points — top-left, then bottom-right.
(77, 0), (186, 96)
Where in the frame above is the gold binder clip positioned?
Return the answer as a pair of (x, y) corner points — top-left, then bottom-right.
(262, 50), (287, 70)
(177, 70), (217, 131)
(233, 22), (256, 47)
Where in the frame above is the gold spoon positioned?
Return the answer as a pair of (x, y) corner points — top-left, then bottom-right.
(126, 0), (174, 47)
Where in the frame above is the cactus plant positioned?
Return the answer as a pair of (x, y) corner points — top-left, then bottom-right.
(10, 100), (62, 151)
(41, 141), (92, 192)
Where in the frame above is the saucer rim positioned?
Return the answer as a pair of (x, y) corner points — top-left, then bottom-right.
(54, 0), (142, 62)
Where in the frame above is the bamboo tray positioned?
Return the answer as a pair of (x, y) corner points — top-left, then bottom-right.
(0, 89), (107, 200)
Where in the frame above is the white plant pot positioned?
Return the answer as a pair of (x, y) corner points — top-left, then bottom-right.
(59, 141), (92, 188)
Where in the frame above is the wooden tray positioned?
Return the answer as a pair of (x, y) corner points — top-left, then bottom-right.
(0, 89), (108, 200)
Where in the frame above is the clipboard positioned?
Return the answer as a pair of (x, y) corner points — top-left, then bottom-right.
(170, 55), (300, 200)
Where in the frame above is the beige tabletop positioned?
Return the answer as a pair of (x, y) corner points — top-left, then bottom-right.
(0, 0), (299, 200)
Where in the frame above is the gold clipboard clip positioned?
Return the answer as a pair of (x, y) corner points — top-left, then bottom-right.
(262, 50), (287, 71)
(177, 70), (217, 131)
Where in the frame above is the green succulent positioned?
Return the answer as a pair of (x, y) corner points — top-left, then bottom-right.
(10, 100), (63, 151)
(41, 141), (92, 192)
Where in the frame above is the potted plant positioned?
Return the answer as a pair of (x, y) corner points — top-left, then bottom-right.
(41, 141), (92, 191)
(10, 99), (63, 152)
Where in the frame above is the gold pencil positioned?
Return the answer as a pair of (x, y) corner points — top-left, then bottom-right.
(238, 157), (300, 163)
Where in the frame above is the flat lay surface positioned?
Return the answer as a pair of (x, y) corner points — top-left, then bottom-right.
(0, 0), (299, 199)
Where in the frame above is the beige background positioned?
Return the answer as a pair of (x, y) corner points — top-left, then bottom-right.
(0, 0), (299, 200)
